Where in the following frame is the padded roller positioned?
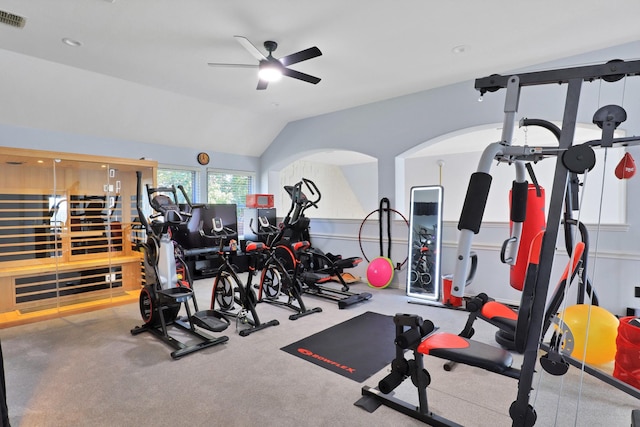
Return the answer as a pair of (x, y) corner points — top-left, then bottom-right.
(458, 172), (492, 233)
(378, 370), (406, 394)
(420, 319), (435, 336)
(466, 294), (488, 313)
(391, 357), (410, 375)
(395, 328), (423, 349)
(510, 181), (529, 223)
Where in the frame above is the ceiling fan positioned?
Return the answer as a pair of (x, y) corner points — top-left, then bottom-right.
(208, 36), (322, 90)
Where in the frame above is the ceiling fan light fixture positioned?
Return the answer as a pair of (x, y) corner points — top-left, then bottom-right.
(209, 36), (322, 90)
(258, 63), (282, 82)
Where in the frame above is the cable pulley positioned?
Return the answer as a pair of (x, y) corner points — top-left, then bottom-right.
(562, 144), (596, 174)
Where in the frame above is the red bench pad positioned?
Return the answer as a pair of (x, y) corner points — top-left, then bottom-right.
(480, 301), (517, 334)
(417, 332), (513, 374)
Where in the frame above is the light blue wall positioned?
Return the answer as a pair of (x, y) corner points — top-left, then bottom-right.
(0, 122), (260, 203)
(260, 40), (640, 204)
(259, 40), (640, 314)
(1, 41), (640, 313)
(340, 162), (379, 215)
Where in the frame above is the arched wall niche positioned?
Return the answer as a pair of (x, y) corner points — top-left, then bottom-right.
(398, 122), (627, 225)
(267, 150), (378, 219)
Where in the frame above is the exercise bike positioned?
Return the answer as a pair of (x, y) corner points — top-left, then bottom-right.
(275, 178), (372, 309)
(200, 217), (280, 336)
(130, 171), (229, 359)
(252, 217), (323, 320)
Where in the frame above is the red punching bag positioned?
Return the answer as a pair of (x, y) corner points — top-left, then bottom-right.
(615, 152), (636, 179)
(510, 184), (546, 291)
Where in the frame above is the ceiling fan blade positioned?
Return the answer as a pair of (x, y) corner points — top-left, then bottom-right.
(279, 47), (322, 66)
(282, 68), (321, 84)
(256, 79), (269, 90)
(207, 62), (257, 68)
(234, 35), (267, 61)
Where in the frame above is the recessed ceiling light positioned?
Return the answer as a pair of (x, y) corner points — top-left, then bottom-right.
(62, 37), (82, 47)
(451, 45), (467, 54)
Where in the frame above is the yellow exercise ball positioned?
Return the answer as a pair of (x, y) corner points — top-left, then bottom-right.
(560, 304), (619, 365)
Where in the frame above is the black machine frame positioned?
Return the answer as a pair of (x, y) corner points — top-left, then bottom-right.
(359, 59), (640, 426)
(251, 215), (323, 320)
(200, 220), (280, 336)
(130, 172), (230, 359)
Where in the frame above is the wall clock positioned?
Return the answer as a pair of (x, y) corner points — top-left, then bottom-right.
(197, 152), (210, 165)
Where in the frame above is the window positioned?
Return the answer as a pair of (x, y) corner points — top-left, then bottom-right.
(207, 170), (255, 236)
(157, 168), (197, 204)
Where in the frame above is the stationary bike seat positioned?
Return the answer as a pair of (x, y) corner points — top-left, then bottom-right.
(159, 287), (193, 303)
(291, 241), (311, 252)
(333, 256), (362, 269)
(244, 241), (266, 253)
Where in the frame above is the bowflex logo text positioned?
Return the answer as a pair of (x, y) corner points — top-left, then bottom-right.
(297, 348), (355, 374)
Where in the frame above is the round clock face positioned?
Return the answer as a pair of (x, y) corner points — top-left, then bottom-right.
(197, 152), (210, 165)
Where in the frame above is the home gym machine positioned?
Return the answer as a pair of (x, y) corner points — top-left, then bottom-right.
(199, 218), (280, 336)
(447, 120), (590, 352)
(358, 59), (640, 426)
(130, 172), (229, 359)
(274, 177), (372, 308)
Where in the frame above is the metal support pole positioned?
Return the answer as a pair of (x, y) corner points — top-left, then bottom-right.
(510, 78), (583, 427)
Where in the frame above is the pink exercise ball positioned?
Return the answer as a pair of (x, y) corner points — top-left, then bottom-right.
(367, 257), (394, 288)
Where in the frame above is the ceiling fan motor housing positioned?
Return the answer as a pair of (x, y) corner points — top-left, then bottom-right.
(263, 40), (278, 54)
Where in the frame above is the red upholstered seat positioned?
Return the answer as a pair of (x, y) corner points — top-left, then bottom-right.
(244, 241), (266, 253)
(481, 301), (518, 334)
(418, 332), (513, 373)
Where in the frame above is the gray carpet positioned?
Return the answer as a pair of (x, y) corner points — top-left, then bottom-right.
(0, 279), (638, 427)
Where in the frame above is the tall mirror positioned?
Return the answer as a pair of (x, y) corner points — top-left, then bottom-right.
(407, 185), (443, 302)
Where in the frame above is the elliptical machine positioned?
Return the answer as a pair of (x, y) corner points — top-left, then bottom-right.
(130, 171), (229, 359)
(274, 178), (372, 309)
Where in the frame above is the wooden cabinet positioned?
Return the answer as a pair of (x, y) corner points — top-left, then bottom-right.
(0, 147), (156, 327)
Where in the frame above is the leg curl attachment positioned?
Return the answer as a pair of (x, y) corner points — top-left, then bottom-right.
(378, 314), (435, 394)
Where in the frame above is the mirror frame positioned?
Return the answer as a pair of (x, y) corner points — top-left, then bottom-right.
(406, 185), (443, 302)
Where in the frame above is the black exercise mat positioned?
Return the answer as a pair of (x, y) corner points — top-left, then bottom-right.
(281, 311), (396, 383)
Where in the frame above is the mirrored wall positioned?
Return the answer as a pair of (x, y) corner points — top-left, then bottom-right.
(407, 185), (443, 301)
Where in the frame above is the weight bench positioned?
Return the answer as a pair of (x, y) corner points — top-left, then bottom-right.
(357, 234), (585, 425)
(357, 235), (551, 426)
(357, 313), (520, 426)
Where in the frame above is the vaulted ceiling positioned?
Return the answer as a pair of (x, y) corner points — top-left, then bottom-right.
(1, 0), (639, 157)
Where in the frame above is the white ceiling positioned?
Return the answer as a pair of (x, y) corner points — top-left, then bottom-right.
(1, 0), (640, 158)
